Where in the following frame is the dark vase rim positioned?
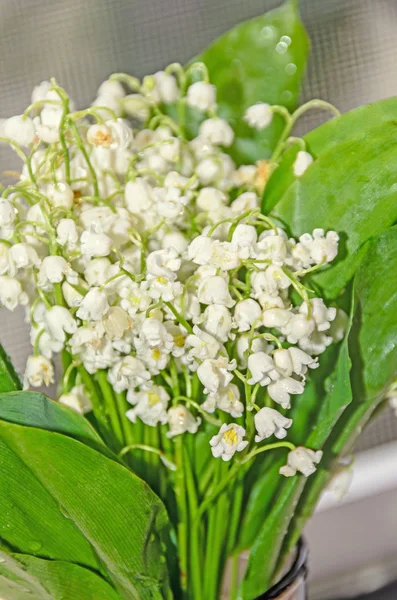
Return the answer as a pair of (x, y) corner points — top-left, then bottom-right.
(255, 538), (308, 599)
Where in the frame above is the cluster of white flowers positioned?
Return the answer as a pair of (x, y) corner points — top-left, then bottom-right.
(0, 65), (344, 476)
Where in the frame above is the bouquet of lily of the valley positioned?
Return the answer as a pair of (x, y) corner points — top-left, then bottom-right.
(0, 1), (397, 599)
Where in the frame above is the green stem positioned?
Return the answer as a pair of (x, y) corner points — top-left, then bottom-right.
(271, 99), (340, 163)
(229, 553), (240, 600)
(165, 302), (193, 334)
(174, 436), (189, 593)
(119, 443), (176, 471)
(96, 370), (124, 448)
(115, 392), (134, 446)
(207, 463), (229, 600)
(183, 445), (203, 599)
(69, 120), (99, 196)
(77, 365), (114, 447)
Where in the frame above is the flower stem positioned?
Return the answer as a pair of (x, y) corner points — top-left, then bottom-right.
(96, 370), (124, 449)
(115, 391), (135, 445)
(165, 302), (193, 334)
(183, 445), (203, 599)
(77, 365), (115, 448)
(174, 435), (189, 593)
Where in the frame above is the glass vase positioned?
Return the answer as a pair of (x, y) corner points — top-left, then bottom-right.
(222, 539), (308, 600)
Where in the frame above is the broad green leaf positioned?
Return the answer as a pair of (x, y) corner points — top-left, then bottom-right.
(0, 436), (100, 568)
(263, 97), (397, 212)
(0, 550), (52, 600)
(277, 227), (397, 563)
(272, 334), (353, 568)
(0, 421), (171, 600)
(270, 122), (397, 298)
(306, 343), (352, 446)
(15, 555), (122, 600)
(0, 344), (21, 393)
(241, 477), (305, 599)
(350, 226), (397, 401)
(306, 303), (354, 449)
(0, 391), (110, 456)
(195, 0), (309, 165)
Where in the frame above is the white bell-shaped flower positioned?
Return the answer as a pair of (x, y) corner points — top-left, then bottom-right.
(125, 178), (153, 214)
(187, 235), (214, 266)
(57, 219), (79, 248)
(0, 276), (28, 310)
(0, 198), (17, 227)
(281, 312), (315, 344)
(247, 352), (277, 386)
(4, 115), (35, 146)
(200, 304), (233, 343)
(262, 307), (292, 329)
(47, 182), (74, 209)
(152, 71), (179, 104)
(199, 118), (234, 147)
(293, 151), (313, 176)
(126, 386), (169, 426)
(202, 384), (244, 418)
(24, 355), (54, 388)
(9, 243), (40, 270)
(197, 356), (236, 393)
(300, 298), (337, 332)
(254, 407), (292, 442)
(44, 305), (77, 342)
(273, 347), (318, 378)
(166, 405), (201, 437)
(268, 377), (305, 409)
(38, 256), (77, 287)
(280, 447), (323, 477)
(198, 276), (235, 307)
(186, 81), (216, 112)
(109, 356), (151, 393)
(244, 103), (273, 129)
(185, 325), (220, 363)
(80, 229), (112, 258)
(76, 287), (109, 321)
(210, 423), (248, 461)
(231, 191), (258, 214)
(59, 384), (92, 414)
(233, 298), (262, 332)
(146, 247), (181, 280)
(231, 224), (258, 259)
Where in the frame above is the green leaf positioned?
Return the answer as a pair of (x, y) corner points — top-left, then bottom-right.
(270, 122), (397, 298)
(276, 227), (397, 564)
(0, 344), (21, 393)
(195, 0), (309, 165)
(0, 436), (100, 568)
(263, 97), (397, 213)
(306, 312), (353, 450)
(332, 225), (397, 453)
(0, 550), (52, 600)
(0, 391), (110, 456)
(0, 421), (171, 600)
(14, 555), (122, 600)
(241, 477), (305, 599)
(351, 225), (397, 400)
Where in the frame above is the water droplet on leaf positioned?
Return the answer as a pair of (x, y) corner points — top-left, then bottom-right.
(260, 26), (276, 45)
(280, 35), (292, 46)
(285, 63), (297, 75)
(281, 90), (293, 103)
(29, 541), (42, 552)
(276, 41), (288, 55)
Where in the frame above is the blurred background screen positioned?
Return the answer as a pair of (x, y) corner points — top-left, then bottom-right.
(1, 1), (397, 598)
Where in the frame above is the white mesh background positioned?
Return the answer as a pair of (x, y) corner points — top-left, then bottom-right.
(0, 0), (396, 450)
